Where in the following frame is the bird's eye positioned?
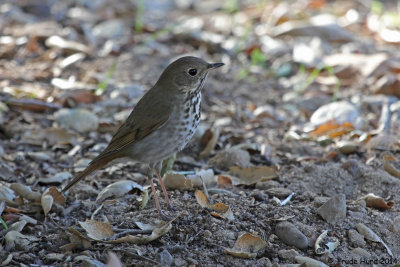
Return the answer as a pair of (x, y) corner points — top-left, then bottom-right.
(188, 68), (197, 76)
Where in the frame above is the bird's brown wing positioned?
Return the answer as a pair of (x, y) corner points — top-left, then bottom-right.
(62, 95), (173, 192)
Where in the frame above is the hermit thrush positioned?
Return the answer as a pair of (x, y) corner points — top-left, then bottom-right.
(62, 56), (224, 218)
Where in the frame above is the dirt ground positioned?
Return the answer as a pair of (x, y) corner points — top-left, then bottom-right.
(1, 0), (400, 266)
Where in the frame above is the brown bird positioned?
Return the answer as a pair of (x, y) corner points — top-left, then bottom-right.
(62, 56), (224, 218)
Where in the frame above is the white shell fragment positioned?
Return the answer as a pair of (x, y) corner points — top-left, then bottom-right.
(315, 230), (340, 255)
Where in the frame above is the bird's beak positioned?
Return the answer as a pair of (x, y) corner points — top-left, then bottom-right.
(208, 62), (224, 69)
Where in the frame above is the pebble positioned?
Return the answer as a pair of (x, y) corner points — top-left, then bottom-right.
(316, 194), (346, 224)
(265, 187), (292, 198)
(295, 256), (328, 267)
(348, 229), (366, 247)
(389, 215), (400, 233)
(249, 190), (268, 202)
(337, 140), (359, 154)
(54, 108), (98, 133)
(275, 221), (309, 249)
(342, 159), (363, 178)
(351, 247), (371, 258)
(347, 210), (364, 220)
(203, 230), (212, 238)
(255, 180), (281, 190)
(26, 151), (52, 161)
(313, 196), (330, 207)
(277, 249), (299, 261)
(174, 257), (187, 267)
(208, 147), (250, 170)
(157, 249), (173, 267)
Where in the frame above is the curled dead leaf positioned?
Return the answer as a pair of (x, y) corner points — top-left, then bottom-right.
(228, 166), (278, 185)
(10, 184), (41, 202)
(383, 154), (400, 178)
(65, 227), (92, 250)
(41, 187), (65, 216)
(356, 223), (393, 257)
(217, 175), (233, 187)
(96, 180), (143, 203)
(199, 126), (220, 159)
(105, 221), (172, 245)
(224, 233), (267, 258)
(195, 190), (234, 220)
(195, 190), (210, 209)
(358, 193), (394, 210)
(163, 172), (193, 190)
(309, 121), (354, 138)
(79, 220), (115, 241)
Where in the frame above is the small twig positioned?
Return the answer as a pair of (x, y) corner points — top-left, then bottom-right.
(207, 188), (238, 197)
(111, 229), (152, 239)
(114, 249), (159, 265)
(175, 160), (203, 168)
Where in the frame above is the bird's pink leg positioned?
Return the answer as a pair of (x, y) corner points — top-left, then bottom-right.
(155, 170), (173, 210)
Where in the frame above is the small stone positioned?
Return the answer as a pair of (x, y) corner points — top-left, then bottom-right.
(265, 187), (292, 198)
(348, 229), (366, 247)
(26, 151), (52, 161)
(54, 108), (98, 133)
(351, 247), (371, 258)
(295, 256), (329, 267)
(275, 221), (309, 249)
(157, 250), (173, 267)
(316, 194), (346, 224)
(342, 159), (363, 177)
(249, 190), (268, 202)
(256, 257), (273, 266)
(203, 230), (212, 238)
(313, 196), (330, 207)
(337, 141), (359, 154)
(255, 180), (281, 190)
(208, 148), (250, 170)
(389, 215), (400, 233)
(347, 211), (365, 220)
(174, 258), (187, 267)
(277, 249), (300, 261)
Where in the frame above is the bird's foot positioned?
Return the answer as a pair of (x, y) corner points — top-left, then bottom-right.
(167, 203), (174, 211)
(159, 209), (173, 221)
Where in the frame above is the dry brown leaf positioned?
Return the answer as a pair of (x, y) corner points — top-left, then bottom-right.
(224, 233), (267, 258)
(10, 184), (41, 202)
(106, 252), (123, 267)
(358, 193), (394, 210)
(309, 121), (354, 138)
(383, 154), (400, 178)
(79, 220), (115, 241)
(41, 187), (65, 216)
(195, 190), (234, 220)
(195, 190), (210, 208)
(60, 90), (101, 107)
(228, 166), (278, 185)
(199, 126), (220, 159)
(217, 175), (233, 187)
(66, 227), (92, 250)
(356, 223), (393, 257)
(163, 172), (193, 190)
(41, 194), (53, 217)
(96, 180), (143, 203)
(210, 203), (234, 220)
(105, 221), (172, 244)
